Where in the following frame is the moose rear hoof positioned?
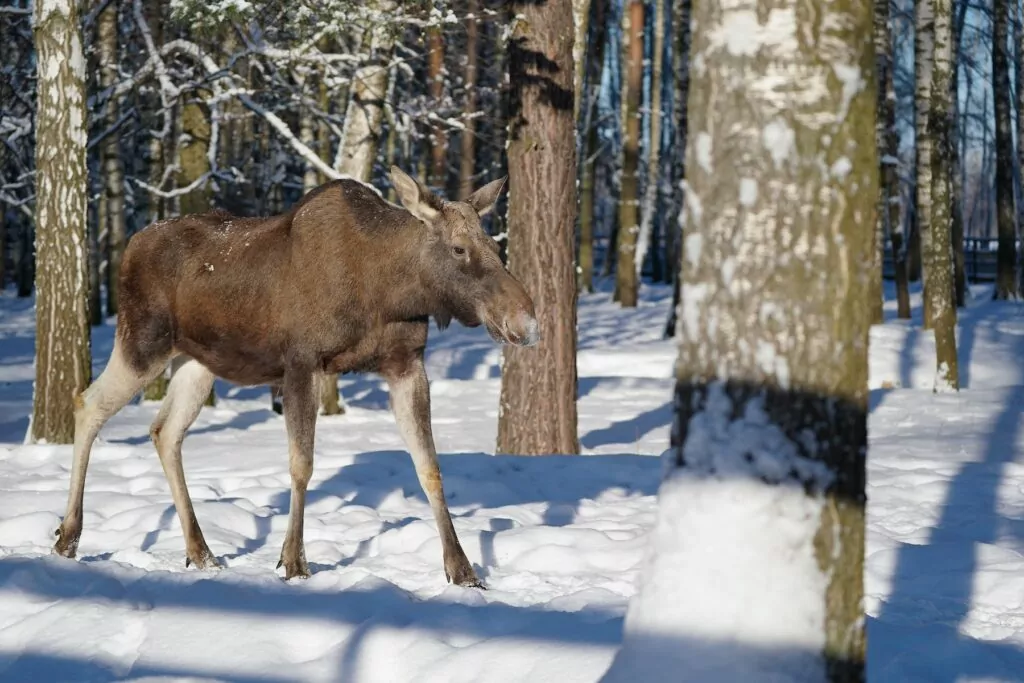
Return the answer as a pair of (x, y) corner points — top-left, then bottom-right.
(446, 564), (486, 590)
(276, 553), (311, 581)
(52, 524), (81, 559)
(185, 545), (221, 570)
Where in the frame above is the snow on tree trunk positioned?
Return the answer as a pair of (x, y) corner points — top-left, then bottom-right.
(100, 0), (126, 317)
(497, 0), (580, 456)
(635, 0), (664, 280)
(916, 0), (936, 327)
(926, 0), (960, 391)
(602, 0), (873, 680)
(457, 0), (479, 202)
(31, 0), (92, 444)
(992, 0), (1017, 300)
(614, 0), (643, 308)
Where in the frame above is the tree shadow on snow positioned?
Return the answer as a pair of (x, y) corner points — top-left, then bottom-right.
(872, 383), (1024, 682)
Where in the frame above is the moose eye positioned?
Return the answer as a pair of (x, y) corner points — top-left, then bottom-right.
(452, 246), (467, 257)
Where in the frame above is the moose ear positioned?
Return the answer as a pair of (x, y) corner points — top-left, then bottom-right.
(465, 176), (507, 217)
(390, 165), (441, 224)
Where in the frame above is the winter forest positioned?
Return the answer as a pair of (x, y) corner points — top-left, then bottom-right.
(2, 0), (1024, 680)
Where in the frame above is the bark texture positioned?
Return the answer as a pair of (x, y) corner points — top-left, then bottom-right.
(668, 0), (873, 677)
(457, 0), (479, 201)
(576, 0), (607, 293)
(664, 0), (691, 338)
(916, 0), (935, 326)
(992, 0), (1017, 299)
(613, 0), (643, 308)
(99, 0), (125, 316)
(31, 0), (92, 444)
(427, 24), (447, 191)
(926, 0), (959, 390)
(635, 0), (664, 281)
(497, 0), (580, 456)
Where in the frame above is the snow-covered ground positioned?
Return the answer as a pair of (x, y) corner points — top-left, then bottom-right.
(0, 279), (1022, 682)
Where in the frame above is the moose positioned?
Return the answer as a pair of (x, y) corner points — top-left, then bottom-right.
(52, 166), (539, 588)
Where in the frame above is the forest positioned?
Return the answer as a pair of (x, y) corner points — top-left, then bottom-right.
(1, 0), (1024, 681)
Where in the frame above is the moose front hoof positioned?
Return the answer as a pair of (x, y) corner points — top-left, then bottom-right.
(276, 554), (311, 581)
(185, 547), (221, 571)
(446, 564), (486, 590)
(52, 524), (81, 559)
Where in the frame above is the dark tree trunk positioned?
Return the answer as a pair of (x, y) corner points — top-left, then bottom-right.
(457, 0), (479, 201)
(577, 0), (607, 293)
(428, 24), (447, 191)
(992, 0), (1017, 299)
(664, 0), (691, 338)
(497, 0), (580, 456)
(613, 0), (643, 307)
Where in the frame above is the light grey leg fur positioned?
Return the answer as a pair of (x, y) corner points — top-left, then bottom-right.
(386, 360), (482, 588)
(149, 356), (219, 569)
(54, 340), (162, 558)
(277, 369), (317, 579)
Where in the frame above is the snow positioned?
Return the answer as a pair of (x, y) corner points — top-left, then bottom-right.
(2, 279), (1024, 681)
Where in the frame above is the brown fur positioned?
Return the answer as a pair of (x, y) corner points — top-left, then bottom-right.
(53, 167), (538, 586)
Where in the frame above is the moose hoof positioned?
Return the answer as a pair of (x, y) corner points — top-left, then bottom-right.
(446, 564), (486, 590)
(52, 523), (81, 559)
(276, 554), (311, 581)
(185, 546), (221, 570)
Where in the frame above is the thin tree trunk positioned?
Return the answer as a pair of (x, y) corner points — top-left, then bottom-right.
(457, 0), (479, 201)
(871, 0), (890, 324)
(100, 0), (125, 317)
(572, 0), (591, 127)
(951, 0), (967, 306)
(497, 0), (580, 456)
(993, 0), (1017, 299)
(577, 0), (607, 293)
(664, 0), (691, 338)
(603, 0), (872, 678)
(635, 0), (664, 284)
(1017, 0), (1024, 295)
(31, 0), (92, 444)
(321, 1), (397, 415)
(916, 0), (936, 327)
(614, 0), (643, 307)
(927, 0), (960, 390)
(427, 24), (447, 191)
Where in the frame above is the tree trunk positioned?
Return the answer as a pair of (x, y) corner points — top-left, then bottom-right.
(577, 0), (607, 293)
(635, 0), (664, 285)
(177, 88), (216, 407)
(877, 0), (911, 319)
(572, 0), (591, 127)
(322, 1), (397, 415)
(926, 0), (960, 390)
(427, 24), (447, 191)
(917, 0), (935, 327)
(664, 0), (691, 338)
(497, 0), (580, 456)
(871, 0), (889, 325)
(613, 0), (643, 307)
(31, 0), (92, 444)
(457, 0), (479, 201)
(604, 0), (873, 679)
(1017, 0), (1024, 296)
(993, 0), (1017, 299)
(100, 0), (125, 317)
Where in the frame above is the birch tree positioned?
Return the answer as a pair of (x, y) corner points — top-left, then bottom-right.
(635, 0), (664, 283)
(916, 0), (936, 326)
(992, 0), (1017, 299)
(320, 1), (397, 416)
(614, 0), (643, 308)
(497, 0), (580, 456)
(925, 0), (959, 390)
(31, 0), (92, 444)
(603, 0), (874, 679)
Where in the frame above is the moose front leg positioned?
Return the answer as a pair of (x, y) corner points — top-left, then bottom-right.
(385, 358), (482, 588)
(278, 369), (317, 579)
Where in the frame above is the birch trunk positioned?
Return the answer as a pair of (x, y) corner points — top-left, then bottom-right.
(927, 0), (960, 390)
(604, 0), (873, 678)
(31, 0), (92, 444)
(916, 0), (935, 326)
(322, 3), (396, 415)
(635, 0), (664, 281)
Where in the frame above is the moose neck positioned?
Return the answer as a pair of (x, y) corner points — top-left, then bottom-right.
(369, 218), (449, 325)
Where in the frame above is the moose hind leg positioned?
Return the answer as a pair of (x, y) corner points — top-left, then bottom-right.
(385, 359), (482, 588)
(54, 340), (161, 558)
(150, 356), (219, 569)
(278, 370), (317, 579)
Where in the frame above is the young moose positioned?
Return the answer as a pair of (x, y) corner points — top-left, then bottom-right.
(52, 167), (538, 588)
